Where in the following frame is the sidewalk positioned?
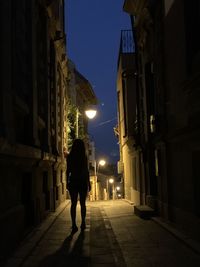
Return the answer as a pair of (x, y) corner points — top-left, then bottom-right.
(3, 199), (200, 267)
(3, 200), (71, 267)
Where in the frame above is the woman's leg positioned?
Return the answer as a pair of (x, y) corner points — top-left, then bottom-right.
(69, 190), (78, 228)
(79, 190), (87, 229)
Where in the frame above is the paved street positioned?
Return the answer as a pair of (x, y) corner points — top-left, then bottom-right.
(4, 200), (200, 267)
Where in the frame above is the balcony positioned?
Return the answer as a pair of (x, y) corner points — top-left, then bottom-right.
(117, 30), (137, 141)
(117, 31), (135, 76)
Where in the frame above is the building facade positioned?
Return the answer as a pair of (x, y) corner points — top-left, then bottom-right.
(120, 0), (200, 243)
(0, 0), (68, 259)
(116, 30), (144, 205)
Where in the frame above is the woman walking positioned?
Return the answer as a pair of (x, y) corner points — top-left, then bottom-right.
(66, 139), (91, 232)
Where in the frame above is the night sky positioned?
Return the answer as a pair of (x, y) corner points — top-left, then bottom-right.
(65, 1), (131, 164)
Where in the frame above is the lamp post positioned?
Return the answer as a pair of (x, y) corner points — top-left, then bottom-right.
(76, 108), (97, 138)
(107, 177), (114, 200)
(116, 186), (121, 199)
(95, 159), (106, 175)
(94, 159), (106, 200)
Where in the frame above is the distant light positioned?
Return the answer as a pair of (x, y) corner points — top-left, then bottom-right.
(85, 109), (97, 119)
(109, 178), (114, 184)
(99, 159), (106, 166)
(118, 194), (121, 197)
(116, 186), (120, 191)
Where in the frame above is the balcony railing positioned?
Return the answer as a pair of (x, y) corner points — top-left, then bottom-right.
(121, 30), (135, 53)
(118, 30), (135, 67)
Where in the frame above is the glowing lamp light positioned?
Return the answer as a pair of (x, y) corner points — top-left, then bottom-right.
(99, 159), (106, 166)
(109, 178), (114, 184)
(85, 109), (97, 119)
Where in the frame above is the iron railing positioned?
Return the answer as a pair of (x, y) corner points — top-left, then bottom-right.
(117, 30), (135, 67)
(120, 30), (135, 53)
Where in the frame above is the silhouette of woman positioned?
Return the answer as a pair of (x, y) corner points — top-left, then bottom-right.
(66, 139), (91, 232)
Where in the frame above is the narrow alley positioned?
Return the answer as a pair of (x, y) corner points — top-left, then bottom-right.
(1, 1), (200, 267)
(4, 200), (200, 267)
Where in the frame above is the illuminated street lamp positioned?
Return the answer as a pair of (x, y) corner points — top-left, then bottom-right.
(98, 159), (106, 168)
(109, 178), (114, 184)
(94, 159), (106, 200)
(94, 159), (106, 176)
(107, 177), (114, 200)
(76, 108), (97, 138)
(85, 109), (97, 119)
(116, 186), (121, 199)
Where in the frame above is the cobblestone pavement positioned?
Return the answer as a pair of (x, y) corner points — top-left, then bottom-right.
(4, 200), (200, 267)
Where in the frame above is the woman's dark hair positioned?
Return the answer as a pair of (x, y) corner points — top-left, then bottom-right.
(70, 139), (86, 160)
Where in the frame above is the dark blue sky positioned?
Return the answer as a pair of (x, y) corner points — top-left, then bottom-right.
(65, 1), (131, 164)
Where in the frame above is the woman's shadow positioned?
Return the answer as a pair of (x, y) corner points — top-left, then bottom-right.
(38, 230), (90, 267)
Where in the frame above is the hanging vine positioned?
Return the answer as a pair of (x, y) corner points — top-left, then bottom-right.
(67, 102), (77, 150)
(66, 101), (87, 151)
